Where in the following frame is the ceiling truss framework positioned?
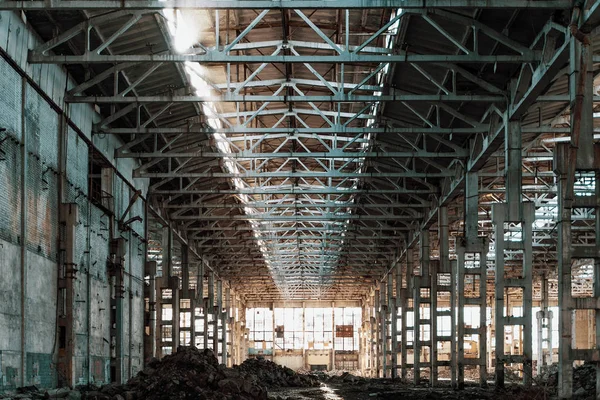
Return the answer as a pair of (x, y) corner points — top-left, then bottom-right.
(9, 0), (600, 300)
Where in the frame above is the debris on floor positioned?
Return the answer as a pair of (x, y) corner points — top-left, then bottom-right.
(80, 346), (269, 400)
(2, 357), (599, 400)
(236, 358), (320, 389)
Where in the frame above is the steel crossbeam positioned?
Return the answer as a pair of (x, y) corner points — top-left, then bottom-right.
(0, 1), (572, 10)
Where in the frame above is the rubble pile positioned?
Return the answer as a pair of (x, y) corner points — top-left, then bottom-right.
(235, 358), (320, 388)
(572, 363), (597, 398)
(543, 363), (596, 398)
(86, 347), (267, 400)
(325, 371), (366, 384)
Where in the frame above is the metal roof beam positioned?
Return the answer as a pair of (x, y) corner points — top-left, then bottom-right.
(29, 53), (541, 64)
(170, 214), (419, 221)
(100, 126), (488, 135)
(137, 171), (455, 178)
(118, 150), (468, 159)
(0, 1), (572, 10)
(67, 93), (506, 103)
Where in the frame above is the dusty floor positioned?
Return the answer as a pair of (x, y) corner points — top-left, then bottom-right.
(268, 381), (559, 400)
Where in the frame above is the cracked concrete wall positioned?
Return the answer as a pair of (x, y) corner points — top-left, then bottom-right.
(0, 10), (148, 392)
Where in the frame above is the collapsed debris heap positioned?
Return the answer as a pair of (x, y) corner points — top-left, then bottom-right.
(235, 358), (320, 388)
(85, 347), (268, 400)
(544, 363), (597, 399)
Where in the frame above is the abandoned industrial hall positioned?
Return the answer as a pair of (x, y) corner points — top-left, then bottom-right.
(2, 0), (600, 399)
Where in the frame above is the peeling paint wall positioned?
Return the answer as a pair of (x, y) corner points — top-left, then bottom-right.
(0, 10), (148, 392)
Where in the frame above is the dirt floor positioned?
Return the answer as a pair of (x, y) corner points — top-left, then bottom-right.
(269, 380), (560, 400)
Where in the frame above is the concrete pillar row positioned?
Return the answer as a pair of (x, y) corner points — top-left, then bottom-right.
(553, 26), (600, 398)
(456, 171), (488, 389)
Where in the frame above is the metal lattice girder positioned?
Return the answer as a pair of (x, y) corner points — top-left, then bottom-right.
(31, 53), (541, 64)
(163, 202), (431, 209)
(137, 171), (456, 178)
(102, 126), (488, 135)
(68, 94), (508, 103)
(119, 150), (469, 159)
(0, 1), (572, 10)
(185, 225), (414, 233)
(151, 187), (437, 195)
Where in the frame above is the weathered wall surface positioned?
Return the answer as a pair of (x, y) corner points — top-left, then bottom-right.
(0, 11), (148, 392)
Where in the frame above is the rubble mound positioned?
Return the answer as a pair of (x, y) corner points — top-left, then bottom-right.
(571, 363), (596, 399)
(86, 346), (267, 400)
(544, 362), (596, 399)
(326, 371), (366, 384)
(235, 358), (319, 388)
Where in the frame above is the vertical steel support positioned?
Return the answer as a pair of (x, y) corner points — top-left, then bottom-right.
(58, 204), (78, 386)
(144, 261), (157, 361)
(208, 271), (216, 353)
(218, 280), (226, 364)
(430, 252), (438, 385)
(536, 274), (553, 375)
(555, 142), (574, 399)
(412, 247), (421, 385)
(554, 22), (599, 397)
(380, 279), (387, 377)
(400, 254), (409, 380)
(392, 260), (401, 378)
(197, 260), (204, 348)
(19, 78), (28, 386)
(433, 206), (454, 386)
(180, 244), (194, 346)
(374, 287), (381, 377)
(492, 202), (534, 388)
(414, 229), (432, 385)
(555, 141), (600, 399)
(493, 118), (534, 387)
(170, 275), (180, 350)
(109, 238), (126, 383)
(225, 286), (231, 366)
(387, 273), (394, 378)
(457, 171), (488, 389)
(404, 247), (415, 381)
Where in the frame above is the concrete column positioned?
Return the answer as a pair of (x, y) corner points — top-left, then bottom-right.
(19, 77), (28, 387)
(594, 170), (600, 400)
(180, 245), (192, 347)
(155, 273), (163, 358)
(170, 276), (180, 350)
(197, 260), (204, 348)
(208, 271), (216, 353)
(392, 260), (401, 378)
(380, 280), (387, 377)
(374, 287), (380, 377)
(58, 204), (78, 386)
(110, 238), (126, 383)
(505, 120), (523, 221)
(430, 256), (438, 386)
(387, 275), (393, 378)
(401, 247), (414, 382)
(181, 244), (189, 297)
(331, 301), (336, 370)
(555, 143), (574, 399)
(438, 206), (455, 386)
(203, 271), (209, 349)
(217, 280), (226, 364)
(457, 171), (488, 389)
(225, 286), (231, 366)
(144, 261), (157, 361)
(412, 263), (421, 384)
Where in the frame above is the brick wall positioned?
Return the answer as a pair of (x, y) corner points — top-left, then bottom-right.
(0, 11), (149, 392)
